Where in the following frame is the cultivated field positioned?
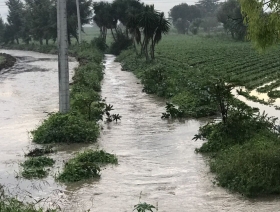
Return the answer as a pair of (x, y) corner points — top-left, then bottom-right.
(155, 35), (280, 92)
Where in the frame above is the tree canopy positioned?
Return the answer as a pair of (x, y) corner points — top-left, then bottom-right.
(239, 0), (280, 49)
(1, 0), (93, 45)
(216, 0), (246, 40)
(169, 3), (201, 34)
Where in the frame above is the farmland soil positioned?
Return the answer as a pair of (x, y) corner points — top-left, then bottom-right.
(1, 50), (280, 211)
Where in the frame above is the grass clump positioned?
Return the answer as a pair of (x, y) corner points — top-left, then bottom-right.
(0, 186), (57, 212)
(31, 112), (99, 144)
(21, 156), (55, 179)
(57, 150), (118, 182)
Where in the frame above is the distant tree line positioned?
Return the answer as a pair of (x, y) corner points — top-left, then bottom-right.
(0, 0), (170, 60)
(0, 0), (92, 45)
(169, 0), (247, 40)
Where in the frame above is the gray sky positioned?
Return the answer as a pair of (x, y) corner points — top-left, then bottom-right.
(0, 0), (199, 22)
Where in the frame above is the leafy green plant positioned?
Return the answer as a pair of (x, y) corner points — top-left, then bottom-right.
(133, 202), (156, 212)
(31, 112), (99, 144)
(211, 137), (280, 196)
(21, 157), (55, 168)
(21, 156), (55, 179)
(57, 150), (117, 182)
(161, 102), (184, 119)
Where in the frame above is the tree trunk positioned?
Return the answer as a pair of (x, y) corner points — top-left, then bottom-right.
(16, 38), (19, 44)
(39, 38), (43, 45)
(133, 38), (139, 55)
(46, 39), (49, 45)
(68, 34), (71, 45)
(150, 39), (155, 60)
(111, 28), (116, 42)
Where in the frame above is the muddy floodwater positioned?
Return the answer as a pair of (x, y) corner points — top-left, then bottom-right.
(1, 51), (280, 211)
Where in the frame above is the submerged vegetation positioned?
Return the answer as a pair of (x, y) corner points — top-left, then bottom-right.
(0, 184), (58, 212)
(21, 156), (55, 179)
(57, 150), (118, 182)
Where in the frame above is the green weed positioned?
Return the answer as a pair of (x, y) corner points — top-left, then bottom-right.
(21, 156), (55, 179)
(31, 112), (99, 144)
(57, 150), (118, 182)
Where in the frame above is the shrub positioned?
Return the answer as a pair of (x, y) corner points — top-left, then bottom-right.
(195, 109), (277, 153)
(31, 112), (99, 144)
(90, 37), (108, 52)
(109, 29), (133, 55)
(211, 137), (280, 196)
(57, 150), (117, 182)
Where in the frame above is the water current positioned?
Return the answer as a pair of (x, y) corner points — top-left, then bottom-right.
(0, 51), (280, 211)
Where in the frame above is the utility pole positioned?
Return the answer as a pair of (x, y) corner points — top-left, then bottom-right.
(57, 0), (70, 113)
(76, 0), (82, 43)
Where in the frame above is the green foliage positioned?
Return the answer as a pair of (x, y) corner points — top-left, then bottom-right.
(216, 0), (246, 40)
(161, 103), (184, 119)
(31, 112), (99, 144)
(0, 186), (57, 212)
(57, 150), (118, 182)
(91, 37), (108, 51)
(133, 202), (156, 212)
(237, 89), (271, 105)
(268, 90), (280, 99)
(21, 156), (55, 168)
(211, 138), (280, 196)
(239, 0), (280, 49)
(21, 156), (55, 179)
(195, 109), (277, 153)
(109, 28), (133, 55)
(169, 3), (201, 34)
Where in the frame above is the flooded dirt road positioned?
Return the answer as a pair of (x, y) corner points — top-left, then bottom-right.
(1, 51), (280, 211)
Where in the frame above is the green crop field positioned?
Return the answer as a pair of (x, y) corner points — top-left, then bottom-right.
(155, 35), (280, 92)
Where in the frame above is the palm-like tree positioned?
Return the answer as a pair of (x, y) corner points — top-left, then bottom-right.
(150, 12), (170, 59)
(127, 14), (141, 54)
(138, 5), (158, 60)
(136, 5), (170, 60)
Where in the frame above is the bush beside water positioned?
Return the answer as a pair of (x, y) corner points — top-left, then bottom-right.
(57, 150), (118, 182)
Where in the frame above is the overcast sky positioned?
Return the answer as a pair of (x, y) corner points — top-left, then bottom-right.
(0, 0), (199, 22)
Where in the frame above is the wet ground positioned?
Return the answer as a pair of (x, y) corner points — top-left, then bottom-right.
(1, 50), (280, 211)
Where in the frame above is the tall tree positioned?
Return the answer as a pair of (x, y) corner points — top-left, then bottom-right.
(137, 5), (170, 60)
(0, 17), (5, 44)
(25, 0), (54, 45)
(169, 3), (201, 34)
(93, 1), (117, 42)
(6, 0), (24, 44)
(196, 0), (220, 17)
(216, 0), (246, 40)
(66, 0), (93, 44)
(239, 0), (279, 49)
(112, 0), (144, 26)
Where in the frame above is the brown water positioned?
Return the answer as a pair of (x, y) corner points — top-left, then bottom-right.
(1, 51), (280, 211)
